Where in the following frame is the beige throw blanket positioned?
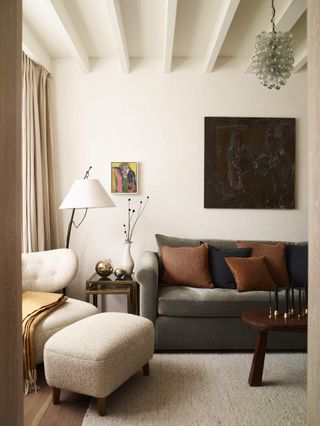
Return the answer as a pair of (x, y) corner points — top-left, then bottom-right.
(22, 291), (67, 394)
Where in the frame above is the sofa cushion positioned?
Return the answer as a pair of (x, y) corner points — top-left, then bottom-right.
(225, 256), (274, 292)
(237, 241), (289, 287)
(161, 244), (213, 288)
(156, 234), (200, 249)
(156, 234), (236, 251)
(158, 286), (274, 317)
(286, 243), (308, 287)
(206, 245), (251, 289)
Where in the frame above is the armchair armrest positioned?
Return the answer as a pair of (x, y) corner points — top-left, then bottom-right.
(135, 251), (159, 323)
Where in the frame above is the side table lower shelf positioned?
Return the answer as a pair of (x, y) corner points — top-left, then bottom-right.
(86, 273), (139, 315)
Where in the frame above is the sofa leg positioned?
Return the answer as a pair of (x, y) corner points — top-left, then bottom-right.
(143, 363), (150, 376)
(97, 397), (106, 416)
(52, 387), (60, 404)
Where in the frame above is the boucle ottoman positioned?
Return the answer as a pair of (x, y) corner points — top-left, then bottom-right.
(44, 312), (155, 416)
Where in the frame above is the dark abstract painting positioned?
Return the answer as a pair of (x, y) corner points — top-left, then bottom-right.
(204, 117), (295, 209)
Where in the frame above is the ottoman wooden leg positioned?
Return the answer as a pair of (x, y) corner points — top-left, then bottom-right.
(52, 387), (60, 404)
(143, 363), (150, 376)
(97, 397), (106, 416)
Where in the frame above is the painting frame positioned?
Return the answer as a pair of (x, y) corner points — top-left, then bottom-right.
(204, 117), (296, 209)
(111, 161), (138, 194)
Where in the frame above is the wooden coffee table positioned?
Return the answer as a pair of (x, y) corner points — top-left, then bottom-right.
(242, 309), (307, 386)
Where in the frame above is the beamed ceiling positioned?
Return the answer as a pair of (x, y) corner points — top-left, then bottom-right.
(22, 0), (307, 74)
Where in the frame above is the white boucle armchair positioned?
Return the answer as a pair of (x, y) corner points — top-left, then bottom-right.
(22, 248), (98, 363)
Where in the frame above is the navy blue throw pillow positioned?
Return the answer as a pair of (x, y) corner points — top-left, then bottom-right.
(285, 244), (308, 287)
(207, 245), (251, 289)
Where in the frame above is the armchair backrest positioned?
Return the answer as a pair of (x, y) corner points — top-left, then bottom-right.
(22, 249), (78, 292)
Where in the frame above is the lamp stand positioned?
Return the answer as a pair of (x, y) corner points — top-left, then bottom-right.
(65, 208), (75, 249)
(65, 167), (91, 248)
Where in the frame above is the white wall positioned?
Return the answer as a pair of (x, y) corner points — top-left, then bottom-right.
(52, 58), (307, 308)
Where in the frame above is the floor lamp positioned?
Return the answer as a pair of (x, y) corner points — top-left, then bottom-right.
(60, 168), (115, 248)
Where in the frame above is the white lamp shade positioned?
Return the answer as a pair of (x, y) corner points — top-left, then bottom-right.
(59, 179), (115, 209)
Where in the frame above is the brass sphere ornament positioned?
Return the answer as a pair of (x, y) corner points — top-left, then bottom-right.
(95, 259), (113, 277)
(114, 268), (126, 279)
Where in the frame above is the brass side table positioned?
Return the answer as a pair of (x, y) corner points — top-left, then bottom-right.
(85, 273), (139, 315)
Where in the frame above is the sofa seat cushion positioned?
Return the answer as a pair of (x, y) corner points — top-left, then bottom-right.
(158, 286), (273, 318)
(34, 298), (98, 363)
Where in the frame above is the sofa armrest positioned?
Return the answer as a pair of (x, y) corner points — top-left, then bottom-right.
(135, 251), (159, 323)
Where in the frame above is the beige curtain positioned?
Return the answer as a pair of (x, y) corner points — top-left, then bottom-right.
(22, 53), (59, 252)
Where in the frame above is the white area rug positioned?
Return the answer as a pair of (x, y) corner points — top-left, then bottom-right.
(82, 353), (307, 426)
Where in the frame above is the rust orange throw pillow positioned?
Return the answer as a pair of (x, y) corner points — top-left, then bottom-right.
(161, 243), (213, 288)
(237, 241), (289, 287)
(225, 256), (274, 292)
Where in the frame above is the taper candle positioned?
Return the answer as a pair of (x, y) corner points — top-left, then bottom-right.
(268, 291), (272, 318)
(298, 288), (302, 317)
(274, 284), (279, 314)
(304, 282), (308, 313)
(291, 286), (295, 313)
(285, 288), (289, 318)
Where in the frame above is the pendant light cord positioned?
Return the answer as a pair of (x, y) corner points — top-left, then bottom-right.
(271, 0), (276, 34)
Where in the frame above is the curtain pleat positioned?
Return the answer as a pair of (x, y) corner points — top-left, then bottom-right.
(22, 54), (59, 252)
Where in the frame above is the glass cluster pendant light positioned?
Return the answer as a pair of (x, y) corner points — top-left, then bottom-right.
(251, 0), (294, 90)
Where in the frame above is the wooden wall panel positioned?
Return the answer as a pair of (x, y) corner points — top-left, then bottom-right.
(0, 1), (23, 425)
(307, 0), (320, 424)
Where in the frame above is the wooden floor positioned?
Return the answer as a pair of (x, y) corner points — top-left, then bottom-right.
(24, 365), (90, 426)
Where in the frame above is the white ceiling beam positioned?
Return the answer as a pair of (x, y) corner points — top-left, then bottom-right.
(245, 0), (306, 72)
(203, 0), (240, 73)
(163, 0), (178, 73)
(294, 51), (307, 72)
(275, 0), (306, 32)
(22, 23), (51, 72)
(294, 43), (307, 72)
(46, 0), (90, 73)
(105, 0), (129, 73)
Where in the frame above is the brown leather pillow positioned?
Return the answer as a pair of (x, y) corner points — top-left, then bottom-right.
(161, 243), (213, 288)
(237, 241), (289, 287)
(225, 256), (274, 292)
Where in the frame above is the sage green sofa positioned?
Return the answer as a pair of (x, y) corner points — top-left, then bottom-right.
(135, 234), (307, 351)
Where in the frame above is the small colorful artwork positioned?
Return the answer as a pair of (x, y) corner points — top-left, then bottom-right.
(111, 162), (138, 194)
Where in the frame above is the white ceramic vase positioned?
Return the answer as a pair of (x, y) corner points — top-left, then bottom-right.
(120, 241), (134, 275)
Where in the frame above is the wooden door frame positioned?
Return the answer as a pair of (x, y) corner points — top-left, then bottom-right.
(307, 0), (320, 424)
(0, 1), (23, 425)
